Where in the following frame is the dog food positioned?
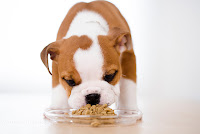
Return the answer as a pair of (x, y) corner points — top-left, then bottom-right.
(71, 104), (116, 116)
(66, 104), (116, 127)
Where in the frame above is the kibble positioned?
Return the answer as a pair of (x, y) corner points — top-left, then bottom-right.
(71, 104), (116, 116)
(64, 104), (116, 127)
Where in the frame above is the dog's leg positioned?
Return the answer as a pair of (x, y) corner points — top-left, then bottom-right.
(118, 50), (139, 111)
(49, 62), (70, 109)
(118, 78), (138, 110)
(43, 85), (69, 119)
(50, 84), (70, 109)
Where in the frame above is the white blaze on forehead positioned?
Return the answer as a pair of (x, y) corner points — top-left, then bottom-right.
(74, 43), (103, 82)
(64, 10), (109, 82)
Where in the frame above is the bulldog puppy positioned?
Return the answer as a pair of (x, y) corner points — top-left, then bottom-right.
(41, 1), (138, 111)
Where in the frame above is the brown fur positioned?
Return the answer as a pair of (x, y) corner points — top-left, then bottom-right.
(41, 1), (137, 96)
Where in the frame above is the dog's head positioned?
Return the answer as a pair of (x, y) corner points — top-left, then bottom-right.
(41, 28), (132, 109)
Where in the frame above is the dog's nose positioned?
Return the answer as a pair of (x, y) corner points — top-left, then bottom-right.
(85, 93), (100, 105)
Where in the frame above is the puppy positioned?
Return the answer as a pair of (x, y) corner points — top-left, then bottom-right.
(41, 1), (138, 111)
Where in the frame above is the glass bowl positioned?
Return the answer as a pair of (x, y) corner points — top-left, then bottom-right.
(44, 108), (142, 127)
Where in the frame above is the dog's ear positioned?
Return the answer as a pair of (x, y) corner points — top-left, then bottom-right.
(109, 27), (132, 53)
(40, 41), (60, 75)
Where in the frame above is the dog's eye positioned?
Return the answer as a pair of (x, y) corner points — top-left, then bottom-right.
(104, 71), (118, 83)
(63, 78), (76, 87)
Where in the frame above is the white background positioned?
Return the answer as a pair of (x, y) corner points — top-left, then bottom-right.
(0, 0), (200, 100)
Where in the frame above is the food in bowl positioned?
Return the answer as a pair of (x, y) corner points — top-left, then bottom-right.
(65, 104), (116, 127)
(70, 104), (116, 116)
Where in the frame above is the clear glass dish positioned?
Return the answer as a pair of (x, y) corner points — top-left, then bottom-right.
(44, 109), (142, 127)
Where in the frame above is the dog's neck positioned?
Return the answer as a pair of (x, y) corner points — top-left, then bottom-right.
(64, 10), (109, 39)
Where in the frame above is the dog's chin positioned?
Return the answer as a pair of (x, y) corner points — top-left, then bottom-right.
(67, 81), (120, 109)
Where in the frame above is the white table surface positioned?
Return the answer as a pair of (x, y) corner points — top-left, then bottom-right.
(0, 93), (199, 134)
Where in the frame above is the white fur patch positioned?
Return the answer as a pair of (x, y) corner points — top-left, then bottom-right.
(50, 84), (70, 109)
(73, 43), (104, 82)
(118, 78), (138, 110)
